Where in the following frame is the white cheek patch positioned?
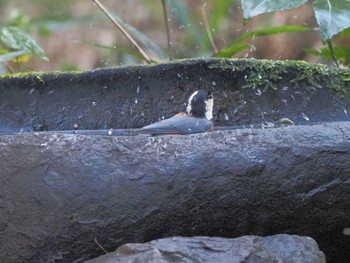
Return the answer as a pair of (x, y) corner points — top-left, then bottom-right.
(205, 98), (213, 120)
(186, 91), (198, 115)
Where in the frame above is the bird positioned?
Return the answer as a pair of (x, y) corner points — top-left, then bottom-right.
(139, 89), (214, 135)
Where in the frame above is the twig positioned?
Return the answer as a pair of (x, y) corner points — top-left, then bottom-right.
(92, 0), (152, 63)
(201, 3), (218, 54)
(94, 237), (108, 254)
(3, 62), (15, 74)
(161, 0), (172, 60)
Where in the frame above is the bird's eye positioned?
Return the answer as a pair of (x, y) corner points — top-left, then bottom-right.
(208, 93), (214, 99)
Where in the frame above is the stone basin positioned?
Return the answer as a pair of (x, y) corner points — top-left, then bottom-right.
(0, 58), (349, 262)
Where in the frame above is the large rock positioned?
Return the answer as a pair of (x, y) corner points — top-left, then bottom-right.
(85, 235), (326, 263)
(0, 122), (349, 262)
(0, 58), (350, 262)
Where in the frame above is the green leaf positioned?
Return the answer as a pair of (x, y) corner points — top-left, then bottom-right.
(240, 0), (308, 19)
(339, 27), (350, 40)
(214, 43), (251, 57)
(0, 50), (27, 62)
(0, 26), (48, 61)
(306, 46), (350, 65)
(313, 0), (350, 41)
(233, 25), (311, 43)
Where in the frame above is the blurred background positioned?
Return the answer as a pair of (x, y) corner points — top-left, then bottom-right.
(0, 0), (325, 73)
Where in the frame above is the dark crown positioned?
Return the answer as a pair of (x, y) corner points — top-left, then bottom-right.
(186, 90), (213, 118)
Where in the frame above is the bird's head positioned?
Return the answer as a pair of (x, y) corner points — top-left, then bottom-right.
(186, 90), (213, 120)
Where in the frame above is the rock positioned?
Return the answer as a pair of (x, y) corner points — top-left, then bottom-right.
(1, 58), (350, 262)
(84, 235), (326, 263)
(0, 122), (349, 262)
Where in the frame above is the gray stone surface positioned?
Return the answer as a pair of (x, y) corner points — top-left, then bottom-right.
(0, 122), (349, 262)
(84, 235), (326, 263)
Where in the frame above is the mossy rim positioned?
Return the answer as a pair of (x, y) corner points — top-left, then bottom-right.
(1, 58), (349, 98)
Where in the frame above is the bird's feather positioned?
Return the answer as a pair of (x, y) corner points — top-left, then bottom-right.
(139, 114), (212, 135)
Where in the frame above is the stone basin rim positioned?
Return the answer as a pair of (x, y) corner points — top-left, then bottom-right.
(1, 121), (349, 137)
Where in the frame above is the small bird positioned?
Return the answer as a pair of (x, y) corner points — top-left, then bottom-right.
(140, 89), (214, 135)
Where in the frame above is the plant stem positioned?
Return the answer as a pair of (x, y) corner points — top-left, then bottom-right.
(201, 3), (218, 54)
(92, 0), (152, 63)
(161, 0), (172, 60)
(327, 40), (339, 67)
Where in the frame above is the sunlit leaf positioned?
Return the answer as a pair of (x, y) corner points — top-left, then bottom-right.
(233, 25), (312, 43)
(14, 54), (32, 63)
(0, 26), (48, 61)
(214, 43), (251, 57)
(240, 0), (308, 19)
(313, 0), (350, 41)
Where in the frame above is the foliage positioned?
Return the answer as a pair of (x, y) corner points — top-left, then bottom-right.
(0, 26), (48, 62)
(241, 0), (350, 42)
(240, 0), (350, 66)
(241, 0), (308, 19)
(1, 0), (350, 71)
(0, 10), (48, 69)
(94, 0), (350, 67)
(312, 0), (350, 41)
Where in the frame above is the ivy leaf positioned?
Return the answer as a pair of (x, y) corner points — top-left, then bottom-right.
(0, 26), (48, 61)
(240, 0), (308, 19)
(313, 0), (350, 41)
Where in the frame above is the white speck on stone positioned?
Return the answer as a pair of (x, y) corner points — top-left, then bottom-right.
(224, 113), (229, 120)
(108, 129), (113, 136)
(343, 228), (350, 235)
(302, 112), (309, 121)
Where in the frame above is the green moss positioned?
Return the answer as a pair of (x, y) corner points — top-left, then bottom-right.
(329, 70), (350, 98)
(0, 58), (349, 99)
(206, 58), (350, 98)
(0, 69), (83, 80)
